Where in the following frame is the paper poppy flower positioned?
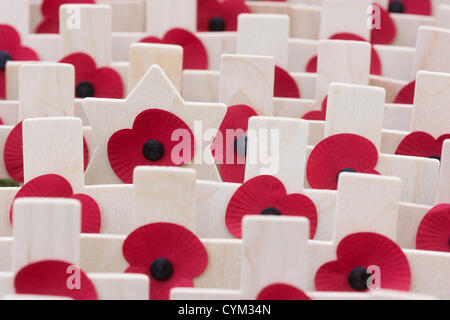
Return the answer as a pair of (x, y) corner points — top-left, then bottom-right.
(370, 3), (396, 45)
(315, 232), (411, 292)
(225, 175), (318, 238)
(416, 204), (450, 252)
(307, 133), (380, 190)
(257, 283), (311, 300)
(35, 0), (96, 33)
(197, 0), (250, 32)
(211, 104), (257, 183)
(302, 96), (328, 121)
(305, 33), (382, 76)
(123, 222), (208, 300)
(59, 52), (123, 99)
(394, 80), (415, 104)
(108, 109), (195, 184)
(274, 66), (300, 99)
(0, 25), (39, 99)
(3, 121), (90, 183)
(387, 0), (431, 16)
(395, 131), (450, 161)
(15, 260), (98, 300)
(9, 174), (101, 233)
(141, 28), (208, 70)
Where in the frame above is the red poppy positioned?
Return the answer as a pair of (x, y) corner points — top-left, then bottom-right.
(305, 33), (382, 76)
(416, 204), (450, 252)
(257, 283), (311, 300)
(35, 0), (96, 33)
(302, 96), (328, 121)
(9, 174), (101, 233)
(141, 28), (208, 70)
(197, 0), (250, 32)
(108, 109), (195, 184)
(59, 52), (124, 99)
(15, 260), (98, 300)
(395, 131), (450, 161)
(0, 25), (39, 99)
(212, 104), (257, 183)
(123, 222), (208, 300)
(394, 80), (415, 104)
(315, 232), (411, 292)
(274, 66), (300, 99)
(3, 121), (90, 183)
(387, 0), (431, 16)
(225, 175), (318, 238)
(307, 133), (380, 190)
(370, 3), (396, 45)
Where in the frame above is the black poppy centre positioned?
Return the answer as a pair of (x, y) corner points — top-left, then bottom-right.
(234, 134), (247, 156)
(76, 81), (96, 98)
(347, 267), (371, 291)
(337, 168), (357, 181)
(389, 1), (405, 13)
(143, 139), (165, 161)
(0, 50), (13, 70)
(260, 206), (282, 216)
(150, 258), (174, 281)
(208, 17), (226, 32)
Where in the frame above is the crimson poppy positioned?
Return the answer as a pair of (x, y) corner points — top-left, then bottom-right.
(108, 109), (195, 183)
(3, 121), (90, 183)
(257, 283), (311, 300)
(225, 175), (318, 238)
(416, 204), (450, 252)
(211, 104), (257, 183)
(197, 0), (250, 32)
(394, 80), (415, 104)
(0, 25), (39, 98)
(307, 133), (380, 190)
(35, 0), (96, 33)
(15, 260), (98, 300)
(387, 0), (431, 16)
(315, 232), (411, 292)
(274, 66), (301, 98)
(59, 52), (124, 99)
(9, 174), (101, 233)
(302, 96), (328, 121)
(123, 222), (208, 300)
(305, 33), (382, 76)
(395, 131), (450, 161)
(141, 28), (208, 70)
(370, 3), (396, 45)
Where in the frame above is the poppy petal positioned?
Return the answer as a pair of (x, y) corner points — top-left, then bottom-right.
(276, 193), (318, 238)
(9, 46), (39, 61)
(141, 29), (208, 70)
(108, 109), (195, 183)
(15, 260), (98, 300)
(307, 134), (379, 190)
(302, 96), (328, 121)
(315, 260), (352, 291)
(336, 233), (411, 291)
(274, 66), (301, 98)
(59, 52), (97, 83)
(35, 19), (60, 34)
(0, 25), (21, 50)
(197, 0), (250, 32)
(371, 4), (396, 45)
(394, 80), (415, 104)
(4, 122), (24, 182)
(416, 204), (450, 252)
(257, 283), (311, 300)
(212, 105), (257, 183)
(395, 131), (450, 159)
(83, 138), (89, 171)
(123, 223), (208, 278)
(70, 194), (101, 233)
(305, 55), (317, 73)
(90, 67), (124, 99)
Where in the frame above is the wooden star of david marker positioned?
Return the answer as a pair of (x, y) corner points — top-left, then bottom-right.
(83, 65), (227, 184)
